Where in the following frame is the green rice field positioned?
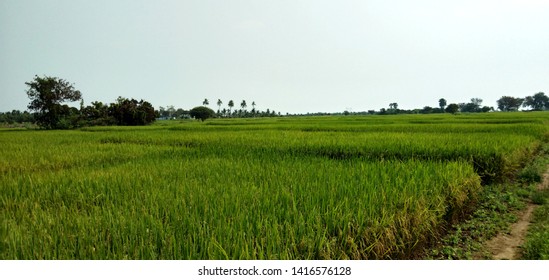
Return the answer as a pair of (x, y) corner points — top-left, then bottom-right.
(1, 112), (548, 259)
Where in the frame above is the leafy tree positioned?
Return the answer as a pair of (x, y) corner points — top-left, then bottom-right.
(439, 98), (447, 111)
(158, 106), (167, 118)
(175, 108), (189, 119)
(166, 106), (176, 119)
(459, 98), (483, 113)
(481, 106), (492, 113)
(81, 101), (114, 125)
(25, 75), (82, 129)
(445, 103), (459, 114)
(471, 98), (483, 107)
(189, 106), (215, 121)
(524, 92), (548, 111)
(497, 96), (524, 111)
(108, 97), (156, 125)
(420, 106), (434, 114)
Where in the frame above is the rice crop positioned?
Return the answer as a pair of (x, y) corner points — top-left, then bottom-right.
(1, 112), (548, 259)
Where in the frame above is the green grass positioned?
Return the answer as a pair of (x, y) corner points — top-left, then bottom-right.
(426, 183), (529, 259)
(1, 112), (549, 259)
(522, 189), (549, 260)
(521, 143), (549, 260)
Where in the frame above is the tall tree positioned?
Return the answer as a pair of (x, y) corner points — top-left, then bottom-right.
(25, 75), (82, 129)
(228, 100), (234, 116)
(240, 100), (247, 114)
(524, 92), (548, 111)
(251, 101), (256, 116)
(203, 98), (209, 106)
(217, 99), (223, 113)
(438, 98), (447, 111)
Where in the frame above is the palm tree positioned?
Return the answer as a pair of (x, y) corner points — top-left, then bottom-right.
(203, 98), (209, 106)
(251, 101), (256, 116)
(240, 100), (247, 117)
(217, 99), (223, 116)
(228, 100), (234, 117)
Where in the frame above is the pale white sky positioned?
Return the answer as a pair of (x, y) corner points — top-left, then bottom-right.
(1, 0), (548, 114)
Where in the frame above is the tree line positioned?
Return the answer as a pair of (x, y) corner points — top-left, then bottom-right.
(340, 94), (548, 116)
(2, 75), (547, 127)
(19, 75), (156, 129)
(158, 98), (281, 121)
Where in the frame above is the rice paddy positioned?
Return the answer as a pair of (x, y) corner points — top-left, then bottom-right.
(1, 112), (548, 259)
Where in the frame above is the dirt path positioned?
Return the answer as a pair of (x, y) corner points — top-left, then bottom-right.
(483, 168), (549, 260)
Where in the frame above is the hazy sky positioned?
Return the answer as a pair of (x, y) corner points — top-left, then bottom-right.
(1, 0), (548, 114)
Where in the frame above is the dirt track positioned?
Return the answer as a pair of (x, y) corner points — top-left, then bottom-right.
(483, 168), (549, 260)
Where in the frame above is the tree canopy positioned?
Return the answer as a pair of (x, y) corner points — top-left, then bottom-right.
(24, 75), (157, 129)
(26, 75), (82, 129)
(524, 92), (548, 111)
(189, 106), (215, 121)
(497, 96), (524, 112)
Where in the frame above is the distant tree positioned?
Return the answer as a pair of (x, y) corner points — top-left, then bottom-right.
(420, 106), (434, 114)
(439, 98), (447, 111)
(240, 100), (247, 116)
(81, 101), (113, 125)
(203, 98), (209, 106)
(190, 106), (215, 121)
(167, 106), (175, 119)
(471, 98), (483, 107)
(25, 75), (82, 129)
(445, 103), (459, 114)
(0, 110), (35, 124)
(459, 98), (483, 113)
(250, 101), (257, 116)
(481, 106), (492, 113)
(524, 92), (548, 111)
(108, 97), (156, 125)
(497, 96), (524, 111)
(158, 106), (167, 118)
(175, 108), (187, 119)
(228, 100), (234, 116)
(389, 103), (398, 110)
(217, 99), (223, 113)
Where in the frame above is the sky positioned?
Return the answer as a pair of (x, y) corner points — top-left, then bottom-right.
(1, 0), (548, 114)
